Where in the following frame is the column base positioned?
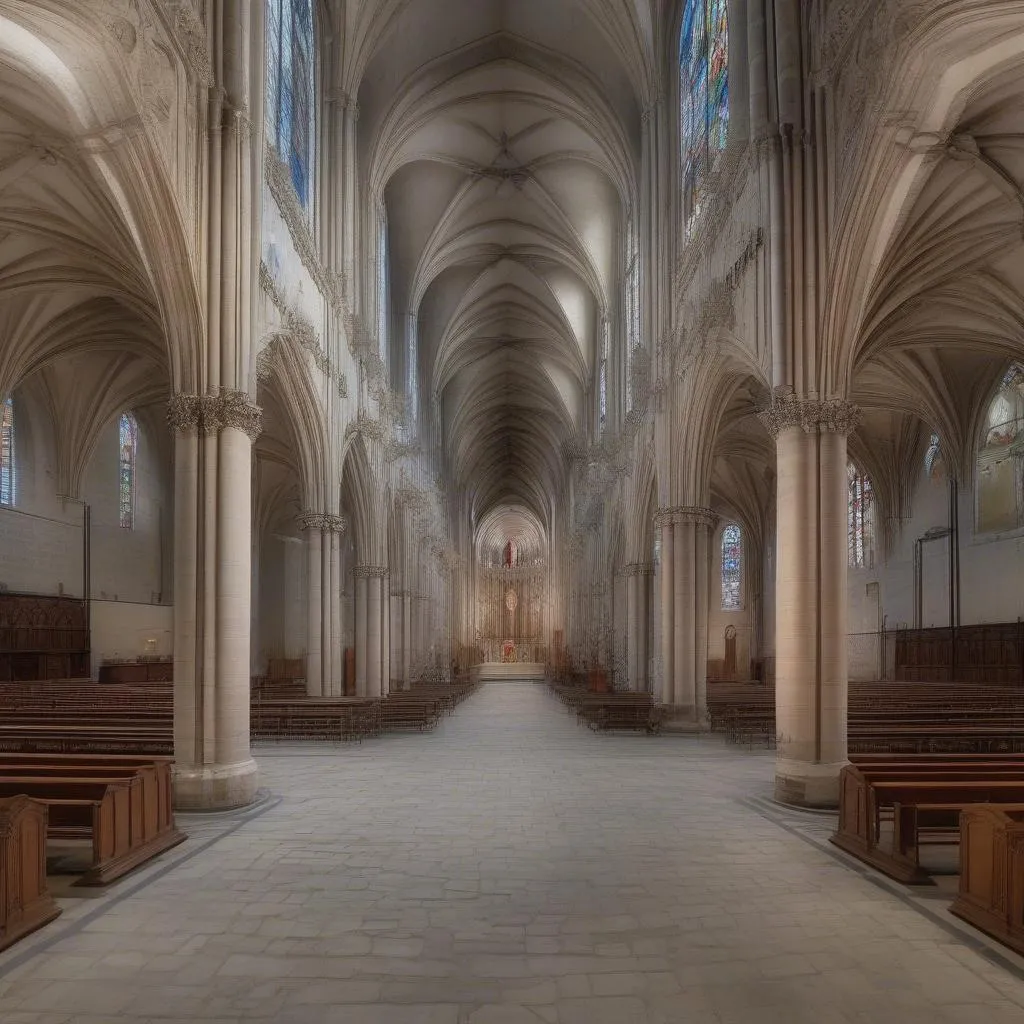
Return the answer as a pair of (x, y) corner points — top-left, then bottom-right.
(173, 758), (259, 812)
(659, 705), (708, 733)
(774, 757), (846, 809)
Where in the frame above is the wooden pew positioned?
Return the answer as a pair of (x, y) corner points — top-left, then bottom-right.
(830, 759), (1024, 883)
(951, 804), (1024, 957)
(380, 694), (443, 732)
(0, 796), (61, 951)
(0, 767), (185, 886)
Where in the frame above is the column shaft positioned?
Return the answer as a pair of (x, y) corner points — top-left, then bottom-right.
(366, 574), (383, 697)
(659, 522), (674, 704)
(355, 574), (368, 696)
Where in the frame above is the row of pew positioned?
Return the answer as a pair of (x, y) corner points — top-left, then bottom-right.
(0, 752), (186, 952)
(548, 679), (666, 733)
(708, 679), (1024, 753)
(830, 754), (1024, 958)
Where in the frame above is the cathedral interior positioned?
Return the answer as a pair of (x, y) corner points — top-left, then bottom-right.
(2, 1), (1024, 1020)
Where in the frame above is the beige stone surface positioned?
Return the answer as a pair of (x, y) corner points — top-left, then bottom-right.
(2, 683), (1024, 1023)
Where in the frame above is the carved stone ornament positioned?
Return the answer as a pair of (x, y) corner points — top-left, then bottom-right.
(298, 512), (349, 533)
(353, 565), (390, 579)
(624, 562), (655, 577)
(757, 393), (862, 438)
(654, 506), (719, 529)
(167, 390), (263, 441)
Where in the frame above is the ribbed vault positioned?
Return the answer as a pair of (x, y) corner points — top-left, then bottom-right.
(361, 0), (643, 538)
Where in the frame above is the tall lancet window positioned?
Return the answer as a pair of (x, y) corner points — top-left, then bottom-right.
(721, 523), (741, 610)
(377, 208), (389, 361)
(266, 0), (314, 208)
(680, 0), (729, 229)
(0, 396), (14, 507)
(598, 317), (609, 431)
(119, 412), (138, 530)
(848, 462), (874, 569)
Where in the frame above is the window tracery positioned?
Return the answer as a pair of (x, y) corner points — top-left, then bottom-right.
(977, 364), (1024, 533)
(680, 0), (729, 229)
(119, 412), (138, 530)
(266, 0), (314, 208)
(848, 462), (874, 569)
(1, 396), (14, 507)
(721, 523), (741, 610)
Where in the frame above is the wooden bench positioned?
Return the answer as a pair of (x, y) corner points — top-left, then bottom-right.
(0, 765), (185, 886)
(951, 804), (1024, 957)
(380, 695), (443, 732)
(251, 698), (382, 742)
(831, 759), (1024, 883)
(0, 795), (61, 951)
(589, 703), (664, 734)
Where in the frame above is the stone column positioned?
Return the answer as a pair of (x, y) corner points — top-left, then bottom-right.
(624, 563), (654, 692)
(760, 396), (861, 807)
(358, 566), (387, 697)
(298, 513), (324, 696)
(325, 516), (348, 697)
(625, 570), (638, 690)
(355, 570), (368, 696)
(673, 516), (695, 715)
(381, 576), (392, 694)
(402, 592), (412, 689)
(656, 512), (674, 704)
(170, 392), (261, 811)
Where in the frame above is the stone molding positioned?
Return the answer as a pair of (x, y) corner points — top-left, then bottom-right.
(757, 393), (862, 438)
(624, 562), (655, 577)
(297, 512), (348, 534)
(353, 565), (389, 579)
(167, 390), (262, 441)
(654, 506), (718, 529)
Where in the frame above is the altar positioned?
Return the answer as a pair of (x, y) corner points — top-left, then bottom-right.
(474, 662), (545, 682)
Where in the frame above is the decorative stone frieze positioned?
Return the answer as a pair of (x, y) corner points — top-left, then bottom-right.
(757, 393), (862, 438)
(166, 390), (262, 441)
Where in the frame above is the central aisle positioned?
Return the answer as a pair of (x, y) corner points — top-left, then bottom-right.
(2, 682), (1023, 1023)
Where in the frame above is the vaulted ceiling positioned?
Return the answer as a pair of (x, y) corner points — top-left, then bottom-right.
(358, 0), (653, 535)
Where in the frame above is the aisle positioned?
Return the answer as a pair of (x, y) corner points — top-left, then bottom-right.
(1, 682), (1023, 1023)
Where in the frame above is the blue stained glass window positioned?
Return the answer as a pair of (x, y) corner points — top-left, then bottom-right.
(721, 523), (741, 610)
(1, 397), (14, 507)
(267, 0), (314, 208)
(119, 412), (138, 530)
(680, 0), (729, 229)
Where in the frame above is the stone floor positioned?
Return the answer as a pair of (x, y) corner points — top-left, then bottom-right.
(2, 681), (1024, 1023)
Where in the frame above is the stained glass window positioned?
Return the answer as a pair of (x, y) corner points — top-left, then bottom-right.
(598, 317), (609, 430)
(0, 397), (14, 507)
(977, 363), (1024, 533)
(848, 463), (874, 569)
(925, 432), (943, 480)
(721, 523), (741, 610)
(119, 412), (138, 530)
(680, 0), (729, 229)
(266, 0), (314, 208)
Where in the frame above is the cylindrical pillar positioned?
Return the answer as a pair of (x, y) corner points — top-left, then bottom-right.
(300, 517), (323, 695)
(381, 576), (391, 694)
(403, 592), (412, 689)
(658, 518), (674, 704)
(674, 518), (696, 715)
(355, 572), (368, 696)
(694, 519), (712, 725)
(366, 572), (383, 697)
(764, 397), (859, 807)
(636, 566), (650, 693)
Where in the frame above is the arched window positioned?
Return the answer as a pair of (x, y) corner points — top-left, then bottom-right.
(925, 432), (943, 480)
(680, 0), (729, 229)
(598, 316), (609, 431)
(1, 396), (14, 507)
(119, 413), (138, 530)
(721, 523), (741, 610)
(266, 0), (314, 208)
(977, 364), (1024, 533)
(848, 463), (874, 569)
(624, 220), (640, 413)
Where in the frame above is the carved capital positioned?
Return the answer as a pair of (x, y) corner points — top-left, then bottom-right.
(219, 389), (263, 441)
(167, 390), (262, 440)
(298, 511), (329, 532)
(353, 565), (389, 579)
(624, 562), (655, 577)
(757, 392), (862, 438)
(655, 505), (718, 529)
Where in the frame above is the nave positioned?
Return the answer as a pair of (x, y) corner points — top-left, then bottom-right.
(2, 683), (1023, 1024)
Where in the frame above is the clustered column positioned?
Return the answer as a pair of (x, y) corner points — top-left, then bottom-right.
(354, 566), (390, 696)
(170, 392), (261, 810)
(298, 513), (348, 696)
(760, 395), (860, 807)
(654, 506), (717, 721)
(624, 562), (653, 692)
